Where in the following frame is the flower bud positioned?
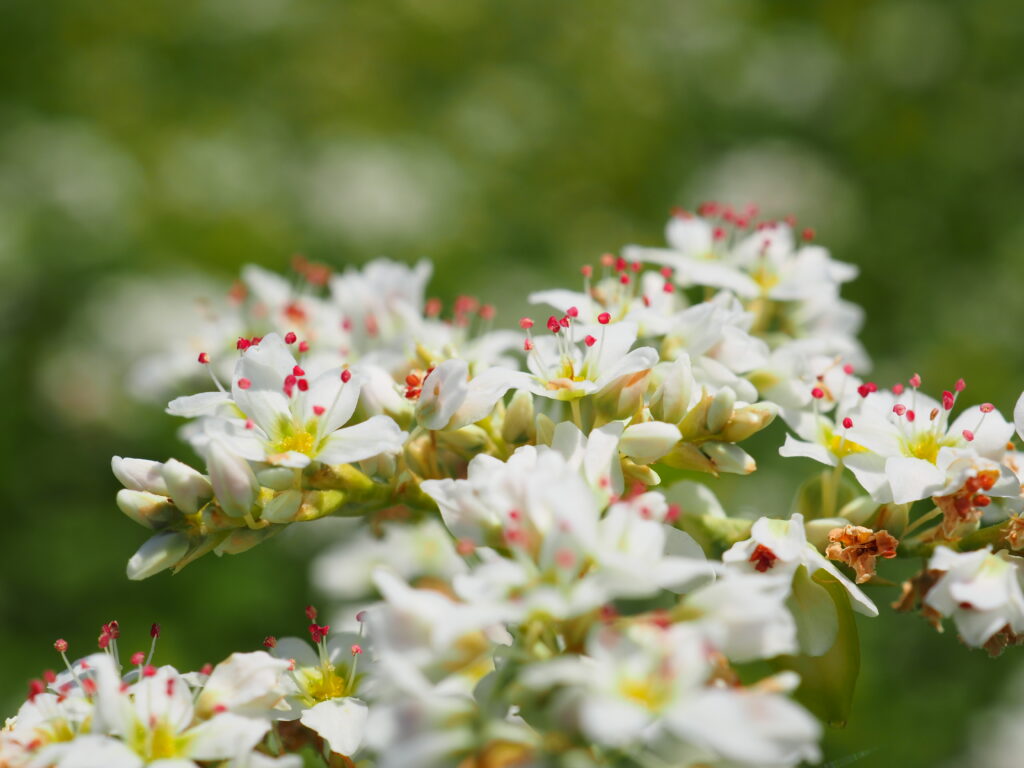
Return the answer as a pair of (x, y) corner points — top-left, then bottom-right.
(160, 459), (212, 515)
(116, 489), (180, 529)
(256, 467), (298, 491)
(261, 489), (303, 524)
(621, 458), (660, 487)
(205, 439), (259, 518)
(649, 356), (696, 425)
(718, 402), (778, 443)
(839, 496), (880, 526)
(501, 390), (535, 444)
(620, 421), (682, 465)
(112, 457), (169, 495)
(126, 531), (190, 580)
(535, 413), (556, 447)
(701, 442), (757, 475)
(595, 369), (651, 422)
(214, 526), (275, 556)
(661, 442), (718, 474)
(705, 387), (736, 434)
(437, 425), (490, 454)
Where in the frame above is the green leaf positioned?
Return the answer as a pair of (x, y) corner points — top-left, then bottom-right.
(772, 569), (861, 727)
(788, 565), (838, 656)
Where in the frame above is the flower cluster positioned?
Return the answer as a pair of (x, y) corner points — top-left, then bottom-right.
(14, 204), (1024, 766)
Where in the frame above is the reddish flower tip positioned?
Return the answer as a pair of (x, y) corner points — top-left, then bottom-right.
(355, 611), (367, 623)
(811, 387), (825, 400)
(955, 378), (966, 392)
(597, 312), (611, 325)
(305, 605), (318, 621)
(341, 369), (352, 383)
(197, 352), (210, 364)
(962, 429), (975, 442)
(313, 405), (325, 416)
(130, 652), (145, 665)
(298, 341), (309, 353)
(801, 227), (815, 241)
(351, 644), (362, 655)
(284, 332), (297, 344)
(980, 403), (995, 414)
(53, 639), (68, 653)
(584, 335), (597, 347)
(237, 378), (251, 390)
(581, 264), (593, 277)
(842, 417), (853, 429)
(263, 636), (277, 649)
(909, 373), (922, 388)
(566, 306), (579, 319)
(519, 317), (534, 330)
(150, 623), (161, 639)
(142, 665), (157, 678)
(842, 363), (855, 375)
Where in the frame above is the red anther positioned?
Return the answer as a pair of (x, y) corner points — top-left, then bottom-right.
(251, 336), (263, 345)
(523, 339), (534, 351)
(405, 373), (422, 388)
(965, 476), (983, 493)
(974, 494), (992, 508)
(97, 634), (110, 650)
(293, 365), (305, 376)
(662, 281), (674, 293)
(910, 373), (922, 388)
(843, 363), (855, 375)
(615, 256), (627, 272)
(166, 678), (176, 697)
(584, 335), (597, 347)
(341, 369), (352, 383)
(906, 410), (916, 422)
(263, 636), (277, 649)
(857, 384), (872, 398)
(842, 417), (854, 429)
(650, 611), (672, 629)
(130, 652), (145, 665)
(599, 604), (618, 623)
(962, 429), (975, 442)
(559, 316), (570, 328)
(566, 306), (579, 318)
(43, 670), (56, 684)
(546, 316), (561, 333)
(198, 352), (210, 364)
(929, 408), (939, 421)
(642, 295), (651, 307)
(670, 205), (691, 219)
(749, 544), (778, 573)
(151, 623), (161, 639)
(54, 639), (68, 653)
(213, 703), (227, 713)
(81, 678), (96, 695)
(698, 201), (719, 217)
(28, 679), (45, 700)
(308, 624), (330, 644)
(508, 508), (521, 521)
(356, 610), (367, 623)
(619, 273), (630, 285)
(942, 391), (955, 410)
(600, 253), (615, 268)
(238, 378), (251, 390)
(297, 378), (309, 392)
(665, 503), (681, 523)
(660, 266), (673, 278)
(284, 374), (297, 388)
(424, 298), (442, 317)
(868, 382), (879, 392)
(713, 227), (726, 241)
(245, 419), (255, 430)
(598, 312), (611, 324)
(630, 261), (641, 272)
(305, 605), (318, 621)
(142, 666), (157, 678)
(811, 387), (825, 399)
(981, 403), (995, 413)
(480, 304), (496, 320)
(455, 538), (475, 556)
(980, 473), (997, 491)
(313, 405), (325, 416)
(298, 341), (309, 353)
(196, 663), (211, 676)
(581, 264), (593, 278)
(284, 332), (297, 344)
(351, 644), (362, 655)
(892, 383), (905, 395)
(105, 621), (120, 639)
(236, 338), (251, 351)
(893, 404), (907, 416)
(801, 227), (815, 241)
(519, 317), (534, 330)
(783, 214), (797, 227)
(955, 378), (966, 392)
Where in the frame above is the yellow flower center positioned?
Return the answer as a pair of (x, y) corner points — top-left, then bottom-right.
(274, 429), (316, 456)
(298, 665), (349, 703)
(906, 431), (950, 464)
(618, 677), (669, 712)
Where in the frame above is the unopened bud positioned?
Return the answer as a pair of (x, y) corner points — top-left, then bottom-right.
(620, 421), (682, 464)
(116, 490), (180, 529)
(705, 388), (736, 434)
(501, 389), (535, 444)
(126, 531), (190, 580)
(111, 457), (170, 495)
(204, 439), (259, 518)
(701, 442), (756, 475)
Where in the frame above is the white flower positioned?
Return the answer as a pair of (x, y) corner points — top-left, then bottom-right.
(723, 513), (878, 618)
(413, 358), (529, 431)
(925, 547), (1024, 648)
(175, 333), (407, 469)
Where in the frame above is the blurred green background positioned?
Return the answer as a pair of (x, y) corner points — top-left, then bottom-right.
(3, 0), (1024, 764)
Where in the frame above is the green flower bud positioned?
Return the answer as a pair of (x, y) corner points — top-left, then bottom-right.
(126, 531), (190, 580)
(594, 370), (651, 423)
(718, 402), (778, 443)
(650, 357), (695, 425)
(116, 489), (180, 529)
(501, 390), (535, 444)
(535, 413), (556, 446)
(705, 387), (736, 434)
(214, 526), (276, 556)
(261, 489), (303, 523)
(161, 459), (212, 515)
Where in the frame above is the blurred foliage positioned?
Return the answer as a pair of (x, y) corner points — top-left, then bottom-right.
(2, 0), (1023, 765)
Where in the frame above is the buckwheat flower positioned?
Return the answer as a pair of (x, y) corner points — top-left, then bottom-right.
(844, 386), (1014, 504)
(180, 333), (406, 469)
(521, 317), (658, 402)
(412, 358), (530, 431)
(268, 622), (369, 757)
(723, 513), (878, 618)
(193, 652), (292, 718)
(925, 547), (1024, 649)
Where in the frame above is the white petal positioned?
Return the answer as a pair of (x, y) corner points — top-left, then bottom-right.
(885, 456), (946, 504)
(186, 712), (269, 760)
(315, 416), (406, 465)
(167, 391), (233, 418)
(299, 698), (369, 756)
